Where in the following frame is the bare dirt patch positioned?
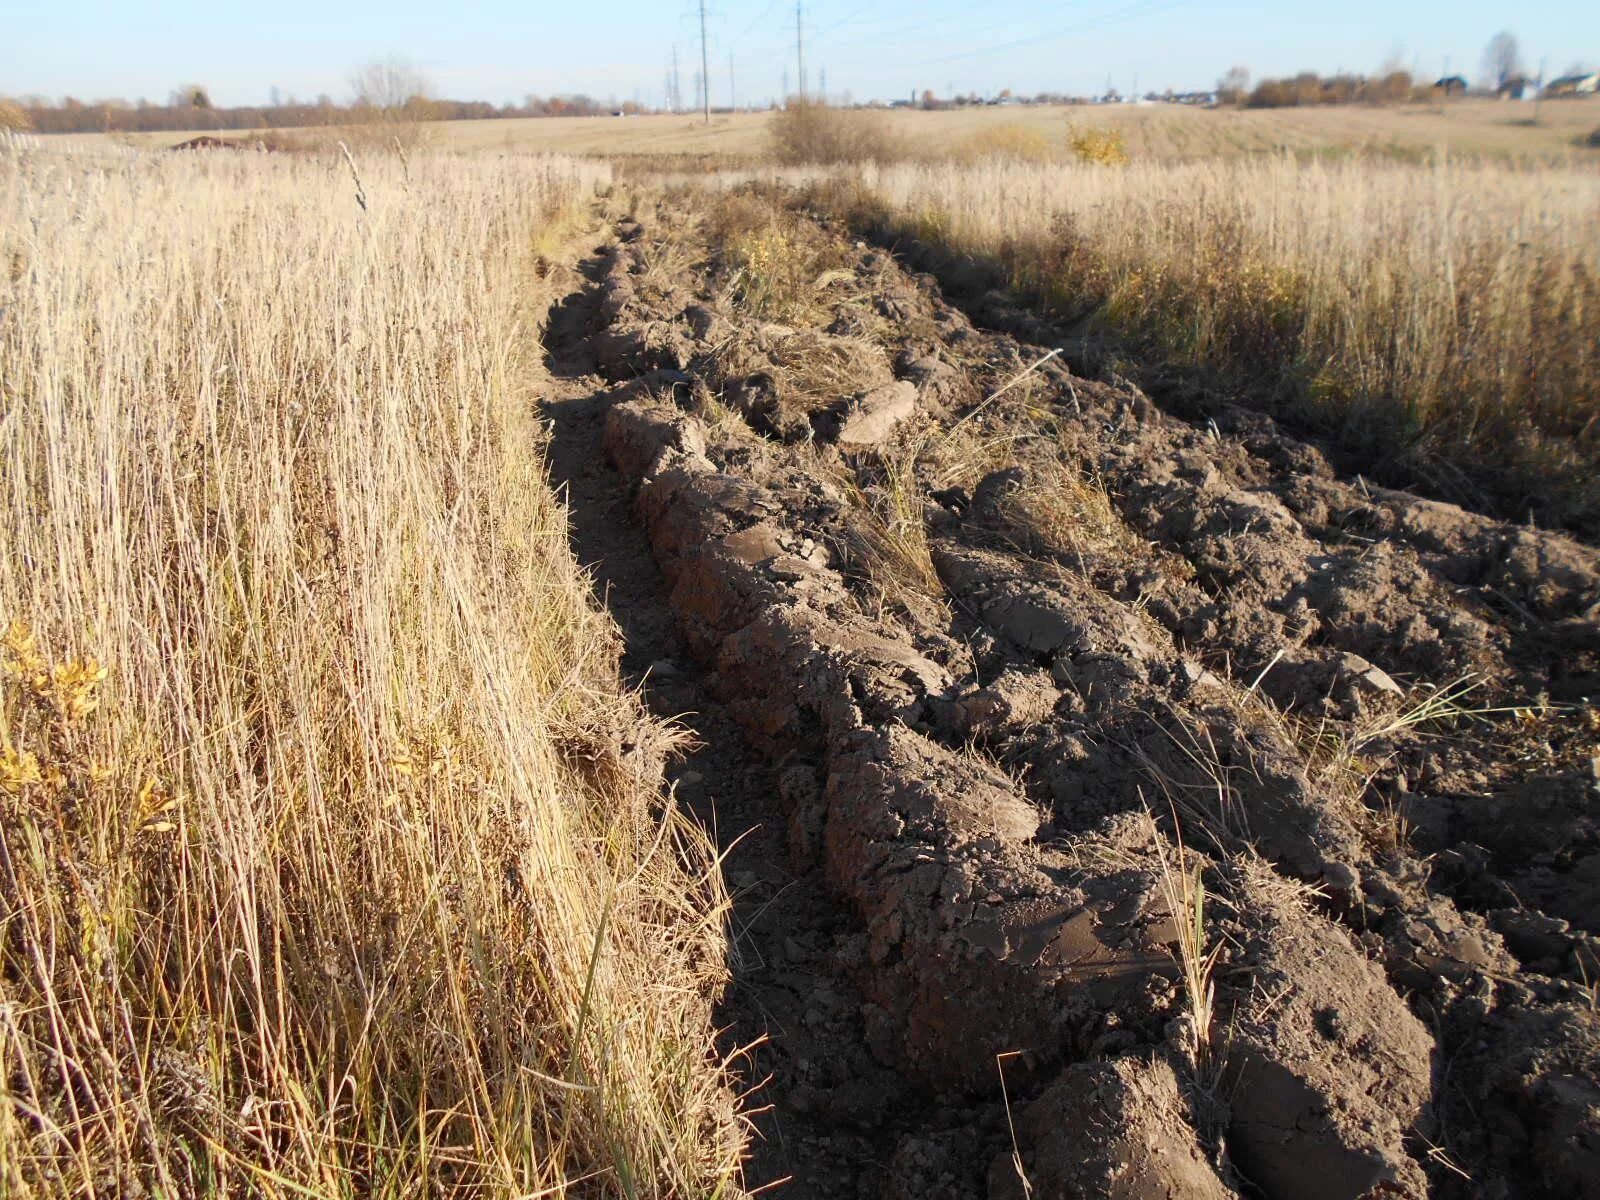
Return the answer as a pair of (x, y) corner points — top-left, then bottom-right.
(543, 190), (1600, 1200)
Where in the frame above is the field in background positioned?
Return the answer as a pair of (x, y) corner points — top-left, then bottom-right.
(67, 96), (1600, 163)
(0, 142), (742, 1197)
(822, 155), (1600, 528)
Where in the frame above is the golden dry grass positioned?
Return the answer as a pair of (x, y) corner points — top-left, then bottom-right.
(834, 155), (1600, 527)
(65, 97), (1600, 164)
(0, 140), (743, 1197)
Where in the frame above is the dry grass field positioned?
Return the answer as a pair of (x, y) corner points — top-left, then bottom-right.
(6, 76), (1600, 1200)
(0, 139), (742, 1197)
(67, 95), (1600, 163)
(824, 152), (1600, 527)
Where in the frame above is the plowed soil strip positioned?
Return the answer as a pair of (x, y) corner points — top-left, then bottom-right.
(541, 243), (951, 1199)
(541, 199), (1600, 1200)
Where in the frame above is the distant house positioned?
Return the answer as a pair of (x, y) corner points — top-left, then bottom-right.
(1546, 72), (1600, 97)
(1497, 75), (1535, 100)
(1433, 75), (1469, 97)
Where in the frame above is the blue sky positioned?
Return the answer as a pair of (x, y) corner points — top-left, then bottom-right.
(3, 1), (1596, 108)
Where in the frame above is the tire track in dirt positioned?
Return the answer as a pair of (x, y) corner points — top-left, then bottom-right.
(539, 238), (955, 1200)
(542, 199), (1600, 1199)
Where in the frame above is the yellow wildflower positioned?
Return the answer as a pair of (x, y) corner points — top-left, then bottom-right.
(44, 659), (108, 723)
(136, 776), (178, 834)
(2, 619), (45, 683)
(0, 745), (42, 794)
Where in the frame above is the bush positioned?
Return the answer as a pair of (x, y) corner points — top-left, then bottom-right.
(769, 97), (895, 164)
(1068, 126), (1128, 166)
(0, 99), (30, 132)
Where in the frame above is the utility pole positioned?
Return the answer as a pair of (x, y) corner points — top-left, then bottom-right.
(698, 0), (711, 124)
(671, 45), (682, 113)
(729, 52), (736, 112)
(821, 67), (827, 105)
(1534, 55), (1547, 122)
(795, 1), (805, 100)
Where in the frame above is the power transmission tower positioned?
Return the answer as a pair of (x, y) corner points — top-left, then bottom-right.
(820, 67), (827, 105)
(698, 0), (711, 124)
(672, 45), (682, 113)
(729, 52), (736, 111)
(795, 1), (805, 100)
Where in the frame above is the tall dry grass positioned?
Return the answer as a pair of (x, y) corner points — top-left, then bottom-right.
(0, 143), (743, 1195)
(832, 156), (1600, 528)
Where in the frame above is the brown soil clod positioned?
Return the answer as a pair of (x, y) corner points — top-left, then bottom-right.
(542, 192), (1600, 1200)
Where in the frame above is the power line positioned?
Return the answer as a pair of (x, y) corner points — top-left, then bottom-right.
(814, 0), (1033, 54)
(729, 0), (787, 48)
(932, 0), (1190, 63)
(817, 0), (1006, 47)
(807, 0), (1186, 77)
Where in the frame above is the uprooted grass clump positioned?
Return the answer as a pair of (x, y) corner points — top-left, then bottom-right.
(709, 189), (861, 325)
(991, 455), (1147, 569)
(835, 444), (946, 615)
(0, 142), (743, 1197)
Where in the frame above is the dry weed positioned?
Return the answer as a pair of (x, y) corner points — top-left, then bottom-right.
(1067, 125), (1129, 165)
(768, 97), (896, 165)
(1146, 806), (1223, 1075)
(712, 192), (857, 326)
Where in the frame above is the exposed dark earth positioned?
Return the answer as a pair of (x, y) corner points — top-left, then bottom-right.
(540, 189), (1600, 1200)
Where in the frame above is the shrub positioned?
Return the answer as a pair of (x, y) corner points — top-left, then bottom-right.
(769, 97), (895, 164)
(1068, 126), (1129, 166)
(0, 99), (30, 132)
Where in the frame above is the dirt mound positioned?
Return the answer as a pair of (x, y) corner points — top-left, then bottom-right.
(169, 135), (248, 151)
(545, 192), (1600, 1199)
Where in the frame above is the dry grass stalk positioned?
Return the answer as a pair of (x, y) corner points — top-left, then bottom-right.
(0, 142), (743, 1197)
(838, 445), (945, 614)
(1146, 806), (1223, 1075)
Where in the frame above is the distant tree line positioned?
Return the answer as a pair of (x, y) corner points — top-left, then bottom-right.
(1239, 69), (1423, 108)
(1216, 33), (1566, 109)
(4, 88), (640, 135)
